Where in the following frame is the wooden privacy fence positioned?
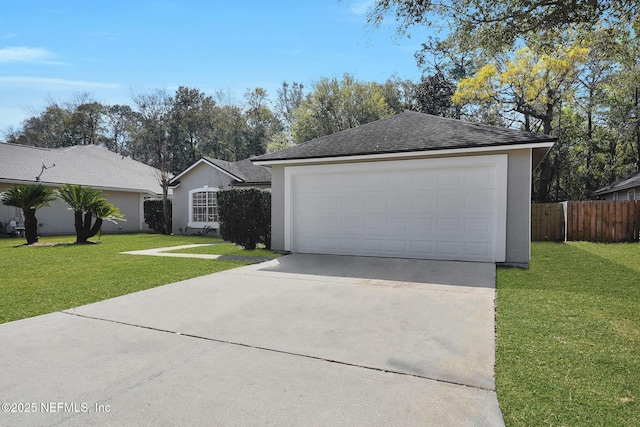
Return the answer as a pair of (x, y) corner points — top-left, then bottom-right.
(531, 201), (640, 242)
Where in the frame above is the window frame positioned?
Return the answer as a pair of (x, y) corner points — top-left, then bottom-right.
(188, 186), (220, 228)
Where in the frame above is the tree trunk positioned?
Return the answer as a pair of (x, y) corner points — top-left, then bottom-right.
(74, 210), (101, 243)
(23, 208), (39, 244)
(74, 210), (85, 243)
(636, 87), (640, 171)
(535, 103), (554, 202)
(162, 179), (171, 235)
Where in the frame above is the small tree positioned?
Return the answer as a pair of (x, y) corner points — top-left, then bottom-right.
(0, 184), (56, 244)
(57, 184), (125, 243)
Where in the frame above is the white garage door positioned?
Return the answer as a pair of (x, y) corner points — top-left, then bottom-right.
(284, 155), (508, 262)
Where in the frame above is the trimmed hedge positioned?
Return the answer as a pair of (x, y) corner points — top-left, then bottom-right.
(217, 188), (271, 250)
(144, 198), (172, 233)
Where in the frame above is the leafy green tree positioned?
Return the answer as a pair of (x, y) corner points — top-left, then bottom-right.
(244, 88), (282, 157)
(274, 81), (305, 134)
(57, 184), (125, 244)
(6, 103), (73, 147)
(169, 86), (217, 173)
(101, 104), (139, 157)
(0, 184), (56, 244)
(6, 93), (105, 148)
(453, 42), (590, 201)
(367, 0), (638, 54)
(202, 104), (250, 161)
(410, 71), (456, 116)
(291, 74), (394, 143)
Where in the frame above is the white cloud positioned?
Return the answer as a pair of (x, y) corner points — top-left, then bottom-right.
(0, 76), (119, 90)
(349, 0), (376, 15)
(0, 46), (54, 63)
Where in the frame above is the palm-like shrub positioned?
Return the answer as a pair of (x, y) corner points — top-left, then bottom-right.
(57, 184), (125, 243)
(0, 184), (56, 244)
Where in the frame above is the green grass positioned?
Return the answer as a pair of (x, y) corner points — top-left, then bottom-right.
(497, 242), (639, 426)
(0, 233), (268, 324)
(166, 242), (280, 258)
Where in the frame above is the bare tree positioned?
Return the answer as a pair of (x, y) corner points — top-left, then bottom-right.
(131, 89), (173, 234)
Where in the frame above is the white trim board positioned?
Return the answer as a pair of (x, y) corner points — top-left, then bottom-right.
(169, 158), (243, 185)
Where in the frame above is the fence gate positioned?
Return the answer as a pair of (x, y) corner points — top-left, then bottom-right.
(531, 203), (565, 241)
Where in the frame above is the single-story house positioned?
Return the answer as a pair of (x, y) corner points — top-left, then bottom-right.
(0, 143), (165, 235)
(592, 170), (640, 200)
(168, 157), (271, 235)
(252, 111), (556, 267)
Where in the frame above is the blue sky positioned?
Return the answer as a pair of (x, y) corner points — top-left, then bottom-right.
(0, 1), (430, 133)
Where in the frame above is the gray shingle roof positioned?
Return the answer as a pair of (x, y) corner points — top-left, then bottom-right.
(0, 143), (164, 194)
(592, 170), (640, 196)
(201, 157), (271, 184)
(252, 111), (556, 162)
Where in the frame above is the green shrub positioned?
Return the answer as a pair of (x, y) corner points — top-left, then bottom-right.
(144, 199), (172, 233)
(217, 188), (271, 250)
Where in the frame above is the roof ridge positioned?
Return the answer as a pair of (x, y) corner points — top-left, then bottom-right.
(1, 142), (52, 152)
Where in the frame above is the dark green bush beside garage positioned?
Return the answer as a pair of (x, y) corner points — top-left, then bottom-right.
(217, 188), (271, 250)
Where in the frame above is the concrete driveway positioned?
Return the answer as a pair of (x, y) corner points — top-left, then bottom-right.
(0, 254), (504, 426)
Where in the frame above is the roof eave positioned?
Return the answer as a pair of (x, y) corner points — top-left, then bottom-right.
(252, 141), (556, 166)
(0, 178), (162, 196)
(593, 182), (640, 195)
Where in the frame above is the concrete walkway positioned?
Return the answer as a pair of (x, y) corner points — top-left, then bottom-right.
(122, 244), (274, 262)
(0, 255), (504, 426)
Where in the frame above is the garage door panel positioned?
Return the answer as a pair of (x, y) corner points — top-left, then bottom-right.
(464, 242), (491, 258)
(410, 239), (434, 253)
(362, 239), (383, 251)
(411, 217), (433, 231)
(287, 156), (507, 262)
(465, 192), (495, 211)
(464, 167), (494, 188)
(465, 217), (491, 233)
(410, 193), (437, 211)
(362, 217), (385, 230)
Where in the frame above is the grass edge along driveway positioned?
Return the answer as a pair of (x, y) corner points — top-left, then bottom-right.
(496, 241), (639, 426)
(0, 234), (279, 324)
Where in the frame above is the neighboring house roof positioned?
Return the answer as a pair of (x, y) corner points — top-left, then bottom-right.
(592, 170), (640, 196)
(252, 111), (557, 163)
(169, 157), (272, 187)
(0, 143), (164, 195)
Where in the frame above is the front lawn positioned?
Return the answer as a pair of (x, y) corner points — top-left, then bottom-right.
(497, 242), (639, 426)
(0, 234), (273, 324)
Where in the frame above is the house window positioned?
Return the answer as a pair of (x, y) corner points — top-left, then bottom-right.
(629, 190), (636, 201)
(189, 187), (219, 226)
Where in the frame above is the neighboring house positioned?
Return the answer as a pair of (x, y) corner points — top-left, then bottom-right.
(592, 170), (640, 200)
(0, 143), (164, 235)
(168, 157), (271, 236)
(252, 111), (556, 267)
